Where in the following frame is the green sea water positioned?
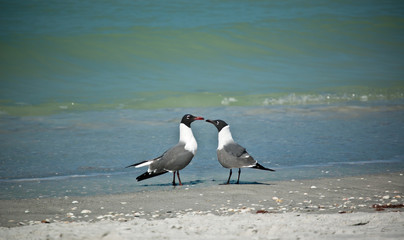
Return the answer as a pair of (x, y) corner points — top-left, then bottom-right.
(1, 0), (403, 116)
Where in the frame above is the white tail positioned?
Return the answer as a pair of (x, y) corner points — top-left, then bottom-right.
(134, 161), (153, 168)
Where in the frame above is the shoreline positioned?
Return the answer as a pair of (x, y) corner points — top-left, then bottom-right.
(1, 172), (403, 239)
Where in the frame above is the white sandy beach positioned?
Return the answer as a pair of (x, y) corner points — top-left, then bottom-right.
(1, 172), (403, 239)
(2, 212), (403, 240)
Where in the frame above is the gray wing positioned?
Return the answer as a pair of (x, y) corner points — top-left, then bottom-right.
(223, 142), (247, 157)
(218, 142), (257, 168)
(150, 143), (194, 172)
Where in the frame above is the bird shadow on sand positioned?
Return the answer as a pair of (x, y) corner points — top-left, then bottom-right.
(139, 179), (205, 187)
(138, 179), (273, 187)
(217, 181), (274, 186)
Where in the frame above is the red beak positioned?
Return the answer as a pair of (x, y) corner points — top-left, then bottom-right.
(194, 116), (204, 120)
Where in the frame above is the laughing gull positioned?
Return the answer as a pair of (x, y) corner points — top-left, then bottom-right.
(126, 114), (204, 186)
(206, 119), (275, 184)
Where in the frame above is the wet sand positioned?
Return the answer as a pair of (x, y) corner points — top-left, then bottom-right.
(1, 172), (403, 239)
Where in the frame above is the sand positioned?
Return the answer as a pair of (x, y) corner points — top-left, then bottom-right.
(1, 172), (403, 239)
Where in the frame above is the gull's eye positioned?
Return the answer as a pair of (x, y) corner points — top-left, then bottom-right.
(216, 121), (219, 125)
(187, 115), (191, 119)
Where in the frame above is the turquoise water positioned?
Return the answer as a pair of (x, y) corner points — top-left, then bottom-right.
(0, 0), (403, 199)
(0, 104), (403, 199)
(1, 0), (403, 113)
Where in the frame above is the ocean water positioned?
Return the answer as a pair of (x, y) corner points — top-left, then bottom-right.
(0, 0), (403, 199)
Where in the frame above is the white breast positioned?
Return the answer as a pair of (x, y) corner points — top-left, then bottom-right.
(218, 126), (234, 150)
(179, 123), (198, 155)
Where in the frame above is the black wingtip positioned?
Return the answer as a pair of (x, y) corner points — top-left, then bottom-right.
(136, 171), (168, 182)
(252, 163), (275, 172)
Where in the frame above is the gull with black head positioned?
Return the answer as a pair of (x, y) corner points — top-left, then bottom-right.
(206, 119), (275, 184)
(126, 114), (204, 186)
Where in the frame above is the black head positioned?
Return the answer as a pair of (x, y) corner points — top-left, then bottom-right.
(206, 119), (228, 132)
(181, 114), (204, 127)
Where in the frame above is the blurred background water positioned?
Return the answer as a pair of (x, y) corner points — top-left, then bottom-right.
(0, 0), (403, 199)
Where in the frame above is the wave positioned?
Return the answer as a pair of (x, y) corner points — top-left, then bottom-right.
(0, 87), (403, 116)
(0, 171), (131, 183)
(2, 158), (402, 184)
(275, 157), (404, 170)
